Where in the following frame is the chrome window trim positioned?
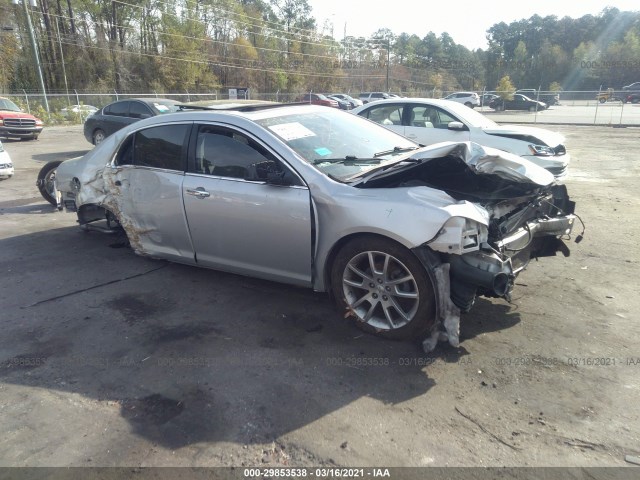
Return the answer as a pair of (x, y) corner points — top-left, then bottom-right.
(184, 171), (309, 189)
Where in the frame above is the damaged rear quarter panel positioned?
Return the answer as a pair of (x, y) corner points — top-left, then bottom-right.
(55, 131), (157, 256)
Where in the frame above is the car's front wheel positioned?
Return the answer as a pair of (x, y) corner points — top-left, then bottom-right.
(92, 129), (105, 145)
(331, 237), (436, 340)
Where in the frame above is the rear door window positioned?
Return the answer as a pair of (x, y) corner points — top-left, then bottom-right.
(105, 101), (129, 117)
(115, 124), (190, 170)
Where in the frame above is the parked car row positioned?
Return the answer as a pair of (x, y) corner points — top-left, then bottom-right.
(299, 93), (366, 110)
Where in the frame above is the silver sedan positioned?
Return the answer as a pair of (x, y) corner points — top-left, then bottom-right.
(53, 104), (578, 347)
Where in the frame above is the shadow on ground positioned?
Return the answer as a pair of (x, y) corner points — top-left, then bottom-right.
(0, 225), (521, 450)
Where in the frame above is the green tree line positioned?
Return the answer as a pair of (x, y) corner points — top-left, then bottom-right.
(0, 0), (638, 96)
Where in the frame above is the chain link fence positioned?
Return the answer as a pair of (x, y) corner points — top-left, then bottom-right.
(2, 89), (638, 126)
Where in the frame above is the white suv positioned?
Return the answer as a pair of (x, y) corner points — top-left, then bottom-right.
(443, 91), (480, 108)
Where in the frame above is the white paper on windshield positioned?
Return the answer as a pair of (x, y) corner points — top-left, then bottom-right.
(269, 122), (316, 141)
(154, 103), (170, 112)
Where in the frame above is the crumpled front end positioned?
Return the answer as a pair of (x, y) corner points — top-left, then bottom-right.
(419, 183), (577, 352)
(441, 184), (576, 312)
(351, 142), (579, 350)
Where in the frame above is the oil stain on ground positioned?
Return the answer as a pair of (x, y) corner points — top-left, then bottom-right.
(104, 293), (170, 326)
(121, 393), (184, 425)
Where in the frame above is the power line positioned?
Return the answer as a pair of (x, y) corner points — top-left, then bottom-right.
(51, 36), (386, 80)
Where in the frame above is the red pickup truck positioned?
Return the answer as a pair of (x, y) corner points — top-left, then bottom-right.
(0, 97), (44, 140)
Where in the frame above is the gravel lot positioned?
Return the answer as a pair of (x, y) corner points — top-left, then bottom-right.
(0, 124), (639, 470)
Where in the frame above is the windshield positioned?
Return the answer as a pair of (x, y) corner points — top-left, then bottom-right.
(255, 108), (418, 181)
(0, 98), (21, 112)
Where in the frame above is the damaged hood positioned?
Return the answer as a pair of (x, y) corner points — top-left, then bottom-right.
(482, 124), (565, 147)
(354, 141), (555, 187)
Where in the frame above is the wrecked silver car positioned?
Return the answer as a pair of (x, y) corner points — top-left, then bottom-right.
(52, 104), (580, 348)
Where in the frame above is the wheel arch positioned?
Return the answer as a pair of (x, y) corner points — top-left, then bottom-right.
(77, 203), (127, 235)
(325, 234), (445, 340)
(322, 232), (442, 297)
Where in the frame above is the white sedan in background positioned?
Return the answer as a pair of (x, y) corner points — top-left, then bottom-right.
(351, 98), (570, 178)
(60, 104), (99, 118)
(0, 140), (14, 180)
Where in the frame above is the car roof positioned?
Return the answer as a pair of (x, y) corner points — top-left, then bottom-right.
(107, 104), (336, 128)
(108, 97), (180, 105)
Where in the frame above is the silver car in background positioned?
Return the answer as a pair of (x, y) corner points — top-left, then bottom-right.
(53, 105), (578, 348)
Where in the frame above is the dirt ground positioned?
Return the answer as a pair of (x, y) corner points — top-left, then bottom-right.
(0, 124), (638, 470)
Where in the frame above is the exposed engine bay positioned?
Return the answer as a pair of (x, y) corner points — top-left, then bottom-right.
(356, 153), (579, 314)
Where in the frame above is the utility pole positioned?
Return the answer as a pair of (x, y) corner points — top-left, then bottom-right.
(13, 0), (49, 114)
(385, 37), (390, 92)
(370, 36), (391, 92)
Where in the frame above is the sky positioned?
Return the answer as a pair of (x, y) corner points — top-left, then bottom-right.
(307, 0), (640, 50)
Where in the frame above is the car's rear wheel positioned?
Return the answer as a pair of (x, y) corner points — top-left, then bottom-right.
(37, 160), (63, 207)
(464, 102), (473, 108)
(599, 97), (606, 103)
(331, 237), (436, 340)
(93, 129), (105, 145)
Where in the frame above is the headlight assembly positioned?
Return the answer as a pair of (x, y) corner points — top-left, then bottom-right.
(528, 144), (555, 156)
(427, 217), (489, 255)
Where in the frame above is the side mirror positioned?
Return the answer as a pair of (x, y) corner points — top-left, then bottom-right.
(447, 121), (466, 131)
(266, 171), (291, 186)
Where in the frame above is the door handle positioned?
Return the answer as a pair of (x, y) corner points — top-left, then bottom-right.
(186, 187), (210, 198)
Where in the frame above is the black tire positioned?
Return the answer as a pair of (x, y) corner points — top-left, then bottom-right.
(599, 97), (606, 104)
(37, 160), (63, 206)
(331, 236), (436, 340)
(92, 129), (105, 145)
(464, 102), (473, 108)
